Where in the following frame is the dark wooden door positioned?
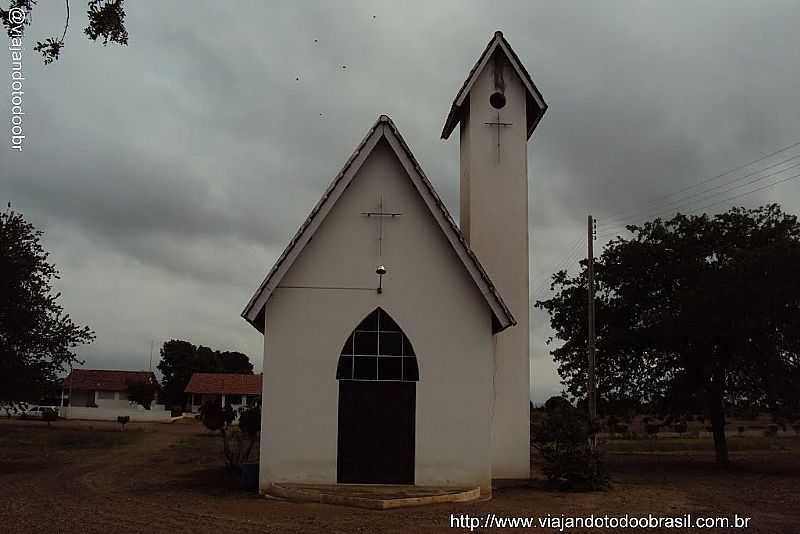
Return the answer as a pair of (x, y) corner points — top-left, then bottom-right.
(337, 380), (415, 484)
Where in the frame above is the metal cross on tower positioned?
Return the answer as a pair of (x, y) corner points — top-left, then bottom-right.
(484, 112), (512, 163)
(361, 194), (402, 256)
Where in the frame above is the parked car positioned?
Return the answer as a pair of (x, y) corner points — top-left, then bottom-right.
(20, 406), (57, 419)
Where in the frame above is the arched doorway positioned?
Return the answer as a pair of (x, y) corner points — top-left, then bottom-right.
(336, 307), (419, 484)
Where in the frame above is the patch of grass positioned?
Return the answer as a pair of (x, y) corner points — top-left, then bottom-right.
(50, 429), (145, 449)
(603, 435), (800, 454)
(0, 423), (145, 468)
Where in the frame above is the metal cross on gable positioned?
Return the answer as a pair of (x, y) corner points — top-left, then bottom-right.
(484, 112), (512, 163)
(361, 194), (402, 256)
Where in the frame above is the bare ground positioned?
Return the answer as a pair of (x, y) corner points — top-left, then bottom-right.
(1, 419), (798, 533)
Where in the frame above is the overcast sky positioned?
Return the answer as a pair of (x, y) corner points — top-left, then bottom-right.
(2, 1), (800, 402)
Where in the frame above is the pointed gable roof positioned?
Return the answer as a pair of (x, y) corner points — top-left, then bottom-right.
(441, 30), (547, 140)
(242, 115), (516, 334)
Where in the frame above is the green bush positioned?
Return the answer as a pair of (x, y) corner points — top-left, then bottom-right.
(645, 423), (660, 437)
(199, 400), (234, 432)
(764, 424), (779, 437)
(200, 400), (259, 472)
(532, 397), (608, 491)
(117, 415), (130, 431)
(734, 406), (760, 420)
(544, 396), (573, 412)
(611, 423), (628, 435)
(126, 381), (156, 410)
(673, 421), (688, 434)
(238, 404), (261, 439)
(792, 424), (800, 435)
(605, 415), (619, 432)
(772, 416), (787, 432)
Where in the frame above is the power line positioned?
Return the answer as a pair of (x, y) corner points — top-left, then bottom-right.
(598, 160), (800, 234)
(598, 152), (800, 230)
(532, 241), (585, 300)
(532, 237), (581, 289)
(677, 170), (800, 217)
(596, 140), (800, 228)
(532, 236), (582, 295)
(596, 170), (800, 240)
(532, 234), (581, 283)
(548, 245), (585, 279)
(530, 142), (800, 301)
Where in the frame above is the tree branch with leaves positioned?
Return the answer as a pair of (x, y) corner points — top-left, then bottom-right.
(1, 0), (128, 65)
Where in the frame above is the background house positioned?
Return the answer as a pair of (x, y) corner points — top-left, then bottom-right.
(184, 372), (262, 413)
(61, 369), (171, 421)
(64, 369), (159, 408)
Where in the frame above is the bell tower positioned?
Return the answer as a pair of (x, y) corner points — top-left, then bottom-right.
(441, 31), (547, 480)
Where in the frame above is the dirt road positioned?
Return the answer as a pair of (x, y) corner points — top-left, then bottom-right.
(1, 420), (798, 533)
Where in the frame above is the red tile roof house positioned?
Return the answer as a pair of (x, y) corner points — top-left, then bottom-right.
(183, 373), (262, 414)
(61, 369), (172, 421)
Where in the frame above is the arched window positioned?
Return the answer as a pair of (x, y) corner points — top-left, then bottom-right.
(336, 308), (419, 381)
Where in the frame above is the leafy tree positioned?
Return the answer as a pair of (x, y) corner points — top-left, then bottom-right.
(194, 345), (221, 373)
(0, 207), (95, 411)
(126, 380), (156, 410)
(536, 204), (800, 467)
(157, 340), (200, 407)
(157, 341), (253, 407)
(219, 351), (254, 374)
(1, 0), (128, 65)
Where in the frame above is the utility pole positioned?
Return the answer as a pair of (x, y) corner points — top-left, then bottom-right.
(67, 362), (73, 419)
(587, 215), (597, 423)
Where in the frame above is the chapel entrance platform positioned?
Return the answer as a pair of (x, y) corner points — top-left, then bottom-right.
(265, 483), (482, 509)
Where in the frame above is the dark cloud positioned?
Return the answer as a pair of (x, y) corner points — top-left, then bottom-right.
(2, 1), (799, 400)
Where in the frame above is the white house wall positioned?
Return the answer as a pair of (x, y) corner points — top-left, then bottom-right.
(259, 139), (495, 493)
(96, 391), (137, 409)
(61, 406), (172, 422)
(64, 389), (171, 421)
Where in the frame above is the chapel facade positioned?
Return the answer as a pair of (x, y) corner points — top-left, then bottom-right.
(242, 31), (546, 495)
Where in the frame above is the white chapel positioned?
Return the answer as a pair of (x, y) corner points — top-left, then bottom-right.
(242, 31), (547, 495)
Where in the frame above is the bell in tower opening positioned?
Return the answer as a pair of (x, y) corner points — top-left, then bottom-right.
(490, 51), (507, 109)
